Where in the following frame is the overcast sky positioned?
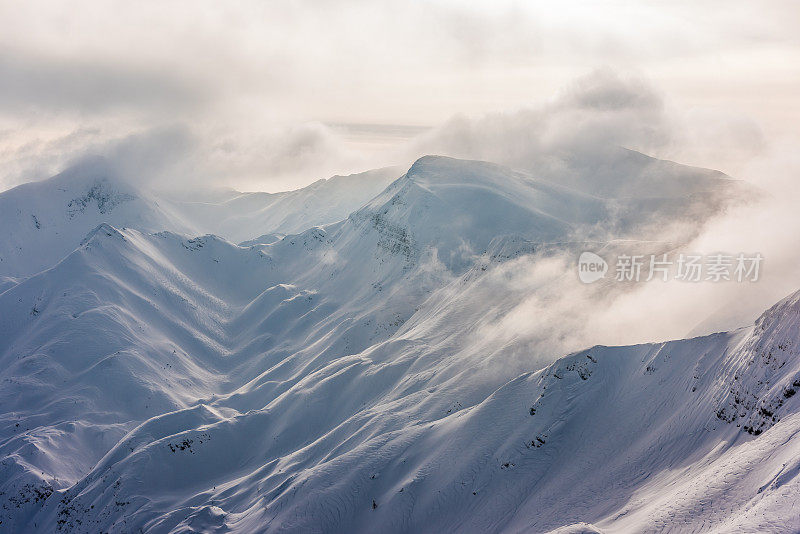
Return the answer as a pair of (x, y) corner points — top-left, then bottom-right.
(0, 0), (798, 191)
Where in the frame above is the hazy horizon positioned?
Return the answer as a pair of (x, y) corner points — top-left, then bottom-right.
(1, 0), (798, 192)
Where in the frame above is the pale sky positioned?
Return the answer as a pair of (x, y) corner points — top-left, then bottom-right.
(1, 0), (798, 191)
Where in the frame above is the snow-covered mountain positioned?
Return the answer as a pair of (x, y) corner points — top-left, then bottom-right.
(1, 152), (791, 533)
(158, 166), (400, 244)
(0, 161), (399, 280)
(0, 157), (190, 281)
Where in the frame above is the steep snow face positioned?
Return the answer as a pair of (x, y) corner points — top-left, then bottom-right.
(0, 153), (783, 533)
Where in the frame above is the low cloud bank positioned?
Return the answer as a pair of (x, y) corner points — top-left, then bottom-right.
(4, 68), (798, 346)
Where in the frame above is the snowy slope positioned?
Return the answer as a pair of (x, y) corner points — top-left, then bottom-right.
(5, 230), (800, 532)
(311, 154), (741, 273)
(0, 162), (399, 280)
(0, 153), (785, 533)
(159, 166), (400, 244)
(0, 157), (190, 280)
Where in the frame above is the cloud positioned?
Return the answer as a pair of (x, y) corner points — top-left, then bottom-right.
(0, 50), (210, 117)
(194, 122), (372, 192)
(240, 123), (354, 178)
(6, 121), (377, 194)
(0, 1), (797, 193)
(558, 68), (663, 111)
(392, 68), (800, 356)
(0, 120), (377, 193)
(408, 69), (672, 171)
(0, 65), (771, 198)
(0, 125), (197, 191)
(0, 56), (797, 368)
(463, 134), (800, 360)
(0, 126), (114, 190)
(0, 2), (797, 376)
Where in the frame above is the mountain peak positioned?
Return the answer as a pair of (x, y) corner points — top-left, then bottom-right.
(755, 288), (800, 332)
(347, 156), (592, 271)
(79, 223), (126, 246)
(405, 154), (514, 187)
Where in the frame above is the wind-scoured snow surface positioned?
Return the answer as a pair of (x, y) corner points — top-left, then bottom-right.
(2, 152), (795, 533)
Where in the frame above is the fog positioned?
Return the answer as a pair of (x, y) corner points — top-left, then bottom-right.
(1, 0), (798, 190)
(1, 0), (798, 343)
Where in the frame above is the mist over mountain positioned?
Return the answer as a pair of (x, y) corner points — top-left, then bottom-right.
(2, 143), (798, 533)
(3, 1), (800, 531)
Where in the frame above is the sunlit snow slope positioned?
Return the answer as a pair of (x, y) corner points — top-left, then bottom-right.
(1, 152), (787, 533)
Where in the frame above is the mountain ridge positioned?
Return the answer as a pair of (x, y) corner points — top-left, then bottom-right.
(0, 151), (788, 532)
